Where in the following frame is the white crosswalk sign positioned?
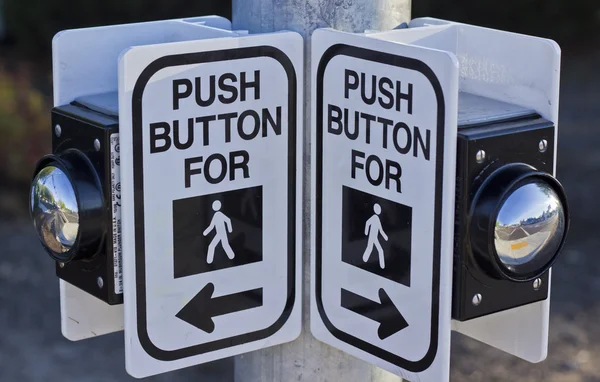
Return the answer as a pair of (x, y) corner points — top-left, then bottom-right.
(310, 28), (458, 382)
(119, 31), (303, 378)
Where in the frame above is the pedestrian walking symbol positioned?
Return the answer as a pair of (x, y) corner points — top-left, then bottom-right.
(341, 186), (412, 287)
(173, 186), (263, 278)
(362, 203), (389, 269)
(204, 200), (236, 264)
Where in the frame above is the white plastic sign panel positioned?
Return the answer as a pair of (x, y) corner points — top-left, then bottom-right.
(53, 16), (235, 342)
(119, 32), (303, 378)
(310, 29), (458, 381)
(407, 17), (561, 363)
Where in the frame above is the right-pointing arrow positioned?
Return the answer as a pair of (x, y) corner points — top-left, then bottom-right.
(341, 288), (409, 340)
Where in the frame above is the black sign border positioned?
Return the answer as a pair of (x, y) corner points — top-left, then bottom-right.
(315, 44), (446, 372)
(132, 46), (297, 361)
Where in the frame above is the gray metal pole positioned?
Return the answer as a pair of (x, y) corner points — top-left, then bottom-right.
(232, 1), (411, 381)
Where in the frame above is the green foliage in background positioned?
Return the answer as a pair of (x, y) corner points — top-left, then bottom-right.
(0, 63), (50, 184)
(4, 0), (231, 56)
(0, 0), (231, 193)
(414, 0), (600, 44)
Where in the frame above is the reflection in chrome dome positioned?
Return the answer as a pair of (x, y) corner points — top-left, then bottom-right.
(30, 166), (79, 254)
(494, 181), (566, 273)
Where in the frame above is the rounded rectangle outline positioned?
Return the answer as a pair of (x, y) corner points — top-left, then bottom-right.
(314, 44), (446, 372)
(130, 46), (297, 361)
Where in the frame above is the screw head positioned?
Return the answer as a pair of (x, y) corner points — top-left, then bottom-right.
(539, 139), (548, 153)
(476, 150), (486, 164)
(94, 139), (101, 152)
(472, 293), (482, 306)
(533, 278), (543, 291)
(97, 277), (104, 289)
(54, 124), (62, 138)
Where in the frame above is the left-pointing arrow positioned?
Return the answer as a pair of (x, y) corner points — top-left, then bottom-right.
(176, 283), (263, 333)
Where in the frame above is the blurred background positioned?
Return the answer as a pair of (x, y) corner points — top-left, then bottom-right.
(0, 1), (598, 381)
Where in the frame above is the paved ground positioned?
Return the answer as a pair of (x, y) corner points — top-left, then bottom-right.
(0, 50), (598, 381)
(0, 225), (233, 382)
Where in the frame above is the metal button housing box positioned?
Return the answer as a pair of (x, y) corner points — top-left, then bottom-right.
(51, 102), (122, 305)
(452, 94), (561, 321)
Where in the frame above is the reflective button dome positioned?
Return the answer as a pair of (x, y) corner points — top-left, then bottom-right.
(494, 180), (566, 277)
(30, 166), (79, 256)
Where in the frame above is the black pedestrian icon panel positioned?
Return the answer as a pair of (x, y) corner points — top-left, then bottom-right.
(173, 186), (263, 278)
(342, 186), (412, 287)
